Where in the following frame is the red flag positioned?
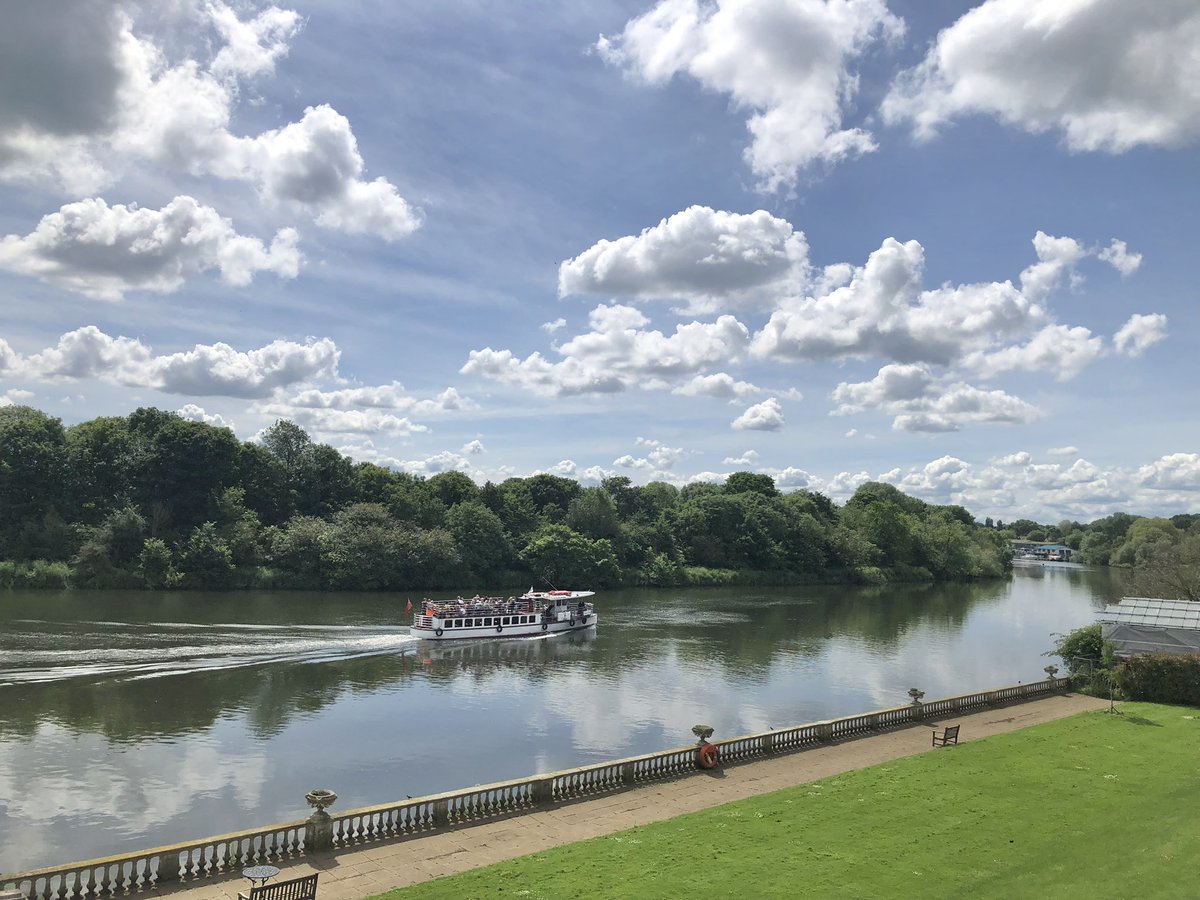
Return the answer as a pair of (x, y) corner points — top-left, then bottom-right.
(406, 599), (413, 613)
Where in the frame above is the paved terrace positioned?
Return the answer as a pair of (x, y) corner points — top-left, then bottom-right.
(159, 692), (1109, 900)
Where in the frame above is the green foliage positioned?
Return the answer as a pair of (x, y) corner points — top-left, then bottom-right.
(1117, 653), (1200, 706)
(3, 404), (1027, 591)
(1049, 624), (1110, 674)
(0, 559), (72, 588)
(177, 522), (236, 589)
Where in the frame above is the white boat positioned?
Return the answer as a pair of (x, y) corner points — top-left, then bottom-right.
(410, 587), (597, 641)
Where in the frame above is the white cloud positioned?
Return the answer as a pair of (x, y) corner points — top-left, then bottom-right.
(542, 318), (567, 334)
(891, 384), (1040, 433)
(993, 451), (1031, 466)
(1136, 453), (1200, 491)
(208, 2), (303, 82)
(0, 196), (299, 299)
(282, 382), (473, 415)
(723, 449), (759, 466)
(731, 397), (784, 431)
(11, 327), (338, 398)
(558, 206), (810, 312)
(1047, 446), (1079, 457)
(965, 324), (1103, 382)
(462, 440), (485, 456)
(1018, 231), (1086, 303)
(598, 0), (904, 190)
(279, 407), (428, 438)
(462, 304), (751, 396)
(1098, 239), (1143, 277)
(613, 437), (685, 474)
(751, 236), (1045, 366)
(0, 4), (419, 240)
(1113, 313), (1168, 357)
(177, 403), (229, 427)
(833, 365), (1040, 432)
(882, 0), (1200, 153)
(672, 372), (761, 401)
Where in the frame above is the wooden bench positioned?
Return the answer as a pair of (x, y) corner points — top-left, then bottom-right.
(238, 874), (319, 900)
(932, 724), (960, 747)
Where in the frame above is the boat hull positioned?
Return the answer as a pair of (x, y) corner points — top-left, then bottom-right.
(412, 615), (597, 641)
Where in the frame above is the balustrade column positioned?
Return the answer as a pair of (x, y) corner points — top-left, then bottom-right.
(156, 852), (181, 885)
(531, 777), (554, 806)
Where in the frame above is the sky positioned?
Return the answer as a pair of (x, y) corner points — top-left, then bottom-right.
(0, 0), (1197, 524)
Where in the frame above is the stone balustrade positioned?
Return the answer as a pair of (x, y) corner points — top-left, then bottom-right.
(1, 678), (1068, 899)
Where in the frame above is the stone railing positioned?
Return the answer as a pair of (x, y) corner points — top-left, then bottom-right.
(1, 678), (1068, 899)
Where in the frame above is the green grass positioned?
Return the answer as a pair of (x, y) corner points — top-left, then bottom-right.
(374, 704), (1200, 899)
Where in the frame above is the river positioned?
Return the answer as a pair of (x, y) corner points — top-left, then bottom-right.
(0, 562), (1122, 872)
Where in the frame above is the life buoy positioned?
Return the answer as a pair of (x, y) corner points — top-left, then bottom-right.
(698, 743), (720, 769)
(541, 622), (548, 631)
(496, 624), (503, 633)
(581, 614), (589, 625)
(434, 628), (443, 637)
(568, 617), (576, 627)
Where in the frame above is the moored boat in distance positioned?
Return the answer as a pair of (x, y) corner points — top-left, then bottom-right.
(411, 587), (596, 640)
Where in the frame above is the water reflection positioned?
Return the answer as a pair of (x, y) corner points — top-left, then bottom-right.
(0, 571), (1120, 871)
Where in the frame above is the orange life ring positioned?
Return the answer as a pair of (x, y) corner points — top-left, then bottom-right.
(698, 742), (720, 769)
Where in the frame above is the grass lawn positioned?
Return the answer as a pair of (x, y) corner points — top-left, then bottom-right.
(373, 703), (1200, 899)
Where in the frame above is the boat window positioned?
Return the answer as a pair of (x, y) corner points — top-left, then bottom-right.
(474, 618), (482, 627)
(483, 617), (491, 627)
(453, 619), (461, 628)
(502, 617), (510, 625)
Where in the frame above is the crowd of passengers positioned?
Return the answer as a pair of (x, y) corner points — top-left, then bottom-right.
(422, 596), (534, 618)
(421, 595), (590, 620)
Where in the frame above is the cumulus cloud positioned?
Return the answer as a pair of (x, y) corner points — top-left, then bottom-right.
(1098, 239), (1143, 277)
(10, 326), (338, 398)
(462, 304), (751, 396)
(0, 196), (299, 299)
(732, 397), (784, 431)
(965, 324), (1103, 382)
(275, 407), (428, 437)
(833, 364), (1040, 431)
(559, 206), (810, 312)
(1047, 446), (1080, 457)
(1113, 313), (1168, 357)
(281, 382), (473, 415)
(208, 1), (303, 82)
(672, 372), (761, 401)
(1136, 453), (1200, 491)
(724, 449), (759, 466)
(598, 0), (905, 190)
(177, 403), (229, 427)
(0, 3), (419, 240)
(613, 437), (685, 473)
(882, 0), (1200, 153)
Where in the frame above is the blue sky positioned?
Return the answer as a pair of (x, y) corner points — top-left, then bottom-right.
(0, 0), (1196, 523)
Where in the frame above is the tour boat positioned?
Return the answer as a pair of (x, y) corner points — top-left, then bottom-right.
(410, 588), (597, 641)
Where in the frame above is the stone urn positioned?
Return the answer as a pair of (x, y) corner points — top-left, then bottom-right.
(692, 724), (715, 744)
(907, 688), (925, 705)
(305, 789), (338, 820)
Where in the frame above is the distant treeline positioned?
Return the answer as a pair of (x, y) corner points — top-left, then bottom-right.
(0, 405), (1012, 591)
(1001, 514), (1200, 568)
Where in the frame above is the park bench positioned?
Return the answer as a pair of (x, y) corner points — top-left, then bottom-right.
(238, 873), (319, 900)
(931, 724), (960, 747)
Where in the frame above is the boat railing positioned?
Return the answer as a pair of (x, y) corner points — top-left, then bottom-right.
(2, 678), (1069, 900)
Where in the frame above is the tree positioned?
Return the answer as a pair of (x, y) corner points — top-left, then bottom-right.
(323, 503), (405, 590)
(1128, 534), (1200, 602)
(427, 470), (479, 508)
(566, 487), (621, 541)
(724, 471), (779, 498)
(0, 406), (69, 557)
(177, 523), (236, 589)
(138, 538), (175, 589)
(269, 516), (330, 582)
(446, 501), (511, 581)
(520, 524), (620, 587)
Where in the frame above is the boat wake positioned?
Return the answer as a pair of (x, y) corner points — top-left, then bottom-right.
(0, 620), (419, 685)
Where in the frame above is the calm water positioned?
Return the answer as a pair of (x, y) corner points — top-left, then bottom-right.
(0, 562), (1122, 871)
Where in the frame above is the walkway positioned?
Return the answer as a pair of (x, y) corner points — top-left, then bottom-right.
(161, 692), (1109, 900)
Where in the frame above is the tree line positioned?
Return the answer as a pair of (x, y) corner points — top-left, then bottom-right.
(0, 405), (1011, 591)
(1003, 513), (1200, 601)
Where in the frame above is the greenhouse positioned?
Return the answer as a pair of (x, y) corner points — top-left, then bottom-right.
(1097, 597), (1200, 658)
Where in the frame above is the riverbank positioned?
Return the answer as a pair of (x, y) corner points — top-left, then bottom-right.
(136, 692), (1106, 900)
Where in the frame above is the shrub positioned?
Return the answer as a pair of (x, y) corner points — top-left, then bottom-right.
(1116, 652), (1200, 707)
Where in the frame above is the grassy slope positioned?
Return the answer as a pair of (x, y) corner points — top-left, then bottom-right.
(377, 704), (1200, 899)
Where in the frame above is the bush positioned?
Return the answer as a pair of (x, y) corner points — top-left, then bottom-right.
(1116, 653), (1200, 706)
